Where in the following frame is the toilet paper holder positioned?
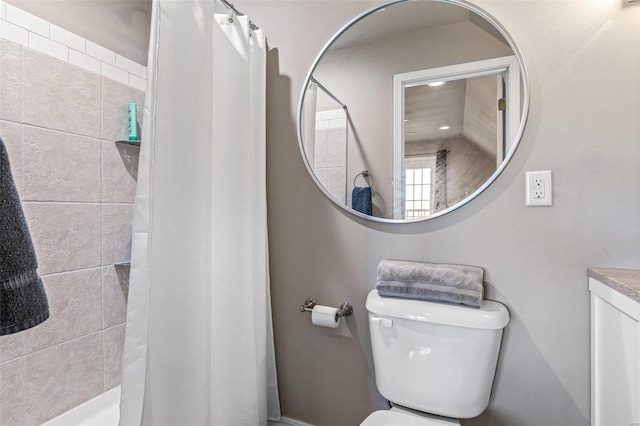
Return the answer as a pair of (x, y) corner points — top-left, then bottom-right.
(300, 298), (353, 318)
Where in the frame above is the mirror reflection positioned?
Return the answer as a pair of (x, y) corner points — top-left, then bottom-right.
(299, 0), (528, 222)
(394, 55), (521, 219)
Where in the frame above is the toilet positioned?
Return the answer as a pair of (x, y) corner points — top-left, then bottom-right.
(361, 290), (510, 425)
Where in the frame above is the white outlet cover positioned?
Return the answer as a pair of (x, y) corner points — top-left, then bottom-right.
(526, 171), (552, 206)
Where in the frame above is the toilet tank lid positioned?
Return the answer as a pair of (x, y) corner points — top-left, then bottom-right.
(366, 290), (509, 330)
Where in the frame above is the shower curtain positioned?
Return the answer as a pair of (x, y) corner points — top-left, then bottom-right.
(301, 81), (317, 168)
(119, 1), (281, 424)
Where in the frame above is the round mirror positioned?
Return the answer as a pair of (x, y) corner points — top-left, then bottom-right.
(298, 0), (529, 223)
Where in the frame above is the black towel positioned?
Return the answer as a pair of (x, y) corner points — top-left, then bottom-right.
(0, 137), (49, 335)
(352, 186), (372, 215)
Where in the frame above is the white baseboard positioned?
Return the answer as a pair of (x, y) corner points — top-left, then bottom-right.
(280, 416), (315, 426)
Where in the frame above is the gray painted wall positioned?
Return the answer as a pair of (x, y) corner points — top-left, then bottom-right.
(237, 0), (640, 425)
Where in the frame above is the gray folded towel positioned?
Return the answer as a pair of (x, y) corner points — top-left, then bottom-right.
(376, 259), (484, 308)
(0, 137), (49, 335)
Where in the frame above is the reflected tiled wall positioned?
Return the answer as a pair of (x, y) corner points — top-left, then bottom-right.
(313, 109), (347, 203)
(0, 9), (144, 423)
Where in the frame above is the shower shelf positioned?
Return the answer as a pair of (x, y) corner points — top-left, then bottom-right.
(115, 140), (140, 147)
(114, 261), (131, 268)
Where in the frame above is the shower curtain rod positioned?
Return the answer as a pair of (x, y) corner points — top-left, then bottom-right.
(216, 0), (259, 30)
(310, 76), (348, 111)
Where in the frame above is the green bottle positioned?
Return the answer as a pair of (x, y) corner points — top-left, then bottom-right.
(128, 103), (138, 141)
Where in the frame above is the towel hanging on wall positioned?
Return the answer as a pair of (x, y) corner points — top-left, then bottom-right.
(352, 186), (372, 215)
(352, 170), (373, 215)
(0, 137), (49, 335)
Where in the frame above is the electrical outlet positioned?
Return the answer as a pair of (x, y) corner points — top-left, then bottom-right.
(533, 177), (544, 199)
(526, 171), (552, 206)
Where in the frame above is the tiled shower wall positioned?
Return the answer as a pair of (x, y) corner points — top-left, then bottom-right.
(313, 109), (347, 203)
(0, 4), (145, 425)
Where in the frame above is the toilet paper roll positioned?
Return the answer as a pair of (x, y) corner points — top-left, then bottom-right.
(311, 305), (340, 328)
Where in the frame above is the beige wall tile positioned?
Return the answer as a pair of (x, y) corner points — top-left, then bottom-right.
(0, 40), (22, 122)
(326, 128), (346, 168)
(0, 120), (23, 193)
(102, 265), (129, 328)
(103, 324), (125, 390)
(102, 78), (144, 141)
(102, 204), (133, 265)
(22, 50), (101, 138)
(23, 333), (103, 426)
(22, 126), (101, 202)
(314, 129), (329, 168)
(102, 141), (139, 203)
(0, 333), (23, 363)
(22, 268), (102, 354)
(327, 167), (346, 203)
(23, 202), (101, 275)
(0, 359), (24, 426)
(0, 15), (143, 420)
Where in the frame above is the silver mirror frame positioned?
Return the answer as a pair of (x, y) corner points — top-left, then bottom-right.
(297, 0), (530, 224)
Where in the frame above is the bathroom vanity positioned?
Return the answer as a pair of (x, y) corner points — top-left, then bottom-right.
(589, 268), (640, 426)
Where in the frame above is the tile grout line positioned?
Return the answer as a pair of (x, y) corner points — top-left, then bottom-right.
(101, 327), (106, 392)
(40, 265), (105, 279)
(100, 70), (106, 388)
(2, 119), (102, 140)
(21, 355), (26, 426)
(19, 330), (108, 361)
(19, 41), (24, 197)
(0, 322), (125, 368)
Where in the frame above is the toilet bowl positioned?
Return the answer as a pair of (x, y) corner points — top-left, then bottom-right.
(361, 290), (509, 425)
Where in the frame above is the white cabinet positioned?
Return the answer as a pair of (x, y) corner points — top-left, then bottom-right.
(589, 270), (640, 426)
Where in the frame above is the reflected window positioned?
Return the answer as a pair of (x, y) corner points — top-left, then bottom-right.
(405, 155), (436, 218)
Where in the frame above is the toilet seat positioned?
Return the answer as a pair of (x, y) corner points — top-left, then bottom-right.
(360, 408), (461, 426)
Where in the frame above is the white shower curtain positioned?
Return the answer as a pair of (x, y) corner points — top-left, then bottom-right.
(119, 1), (280, 424)
(301, 81), (317, 168)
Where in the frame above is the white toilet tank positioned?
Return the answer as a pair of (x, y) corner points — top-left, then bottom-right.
(366, 290), (509, 419)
